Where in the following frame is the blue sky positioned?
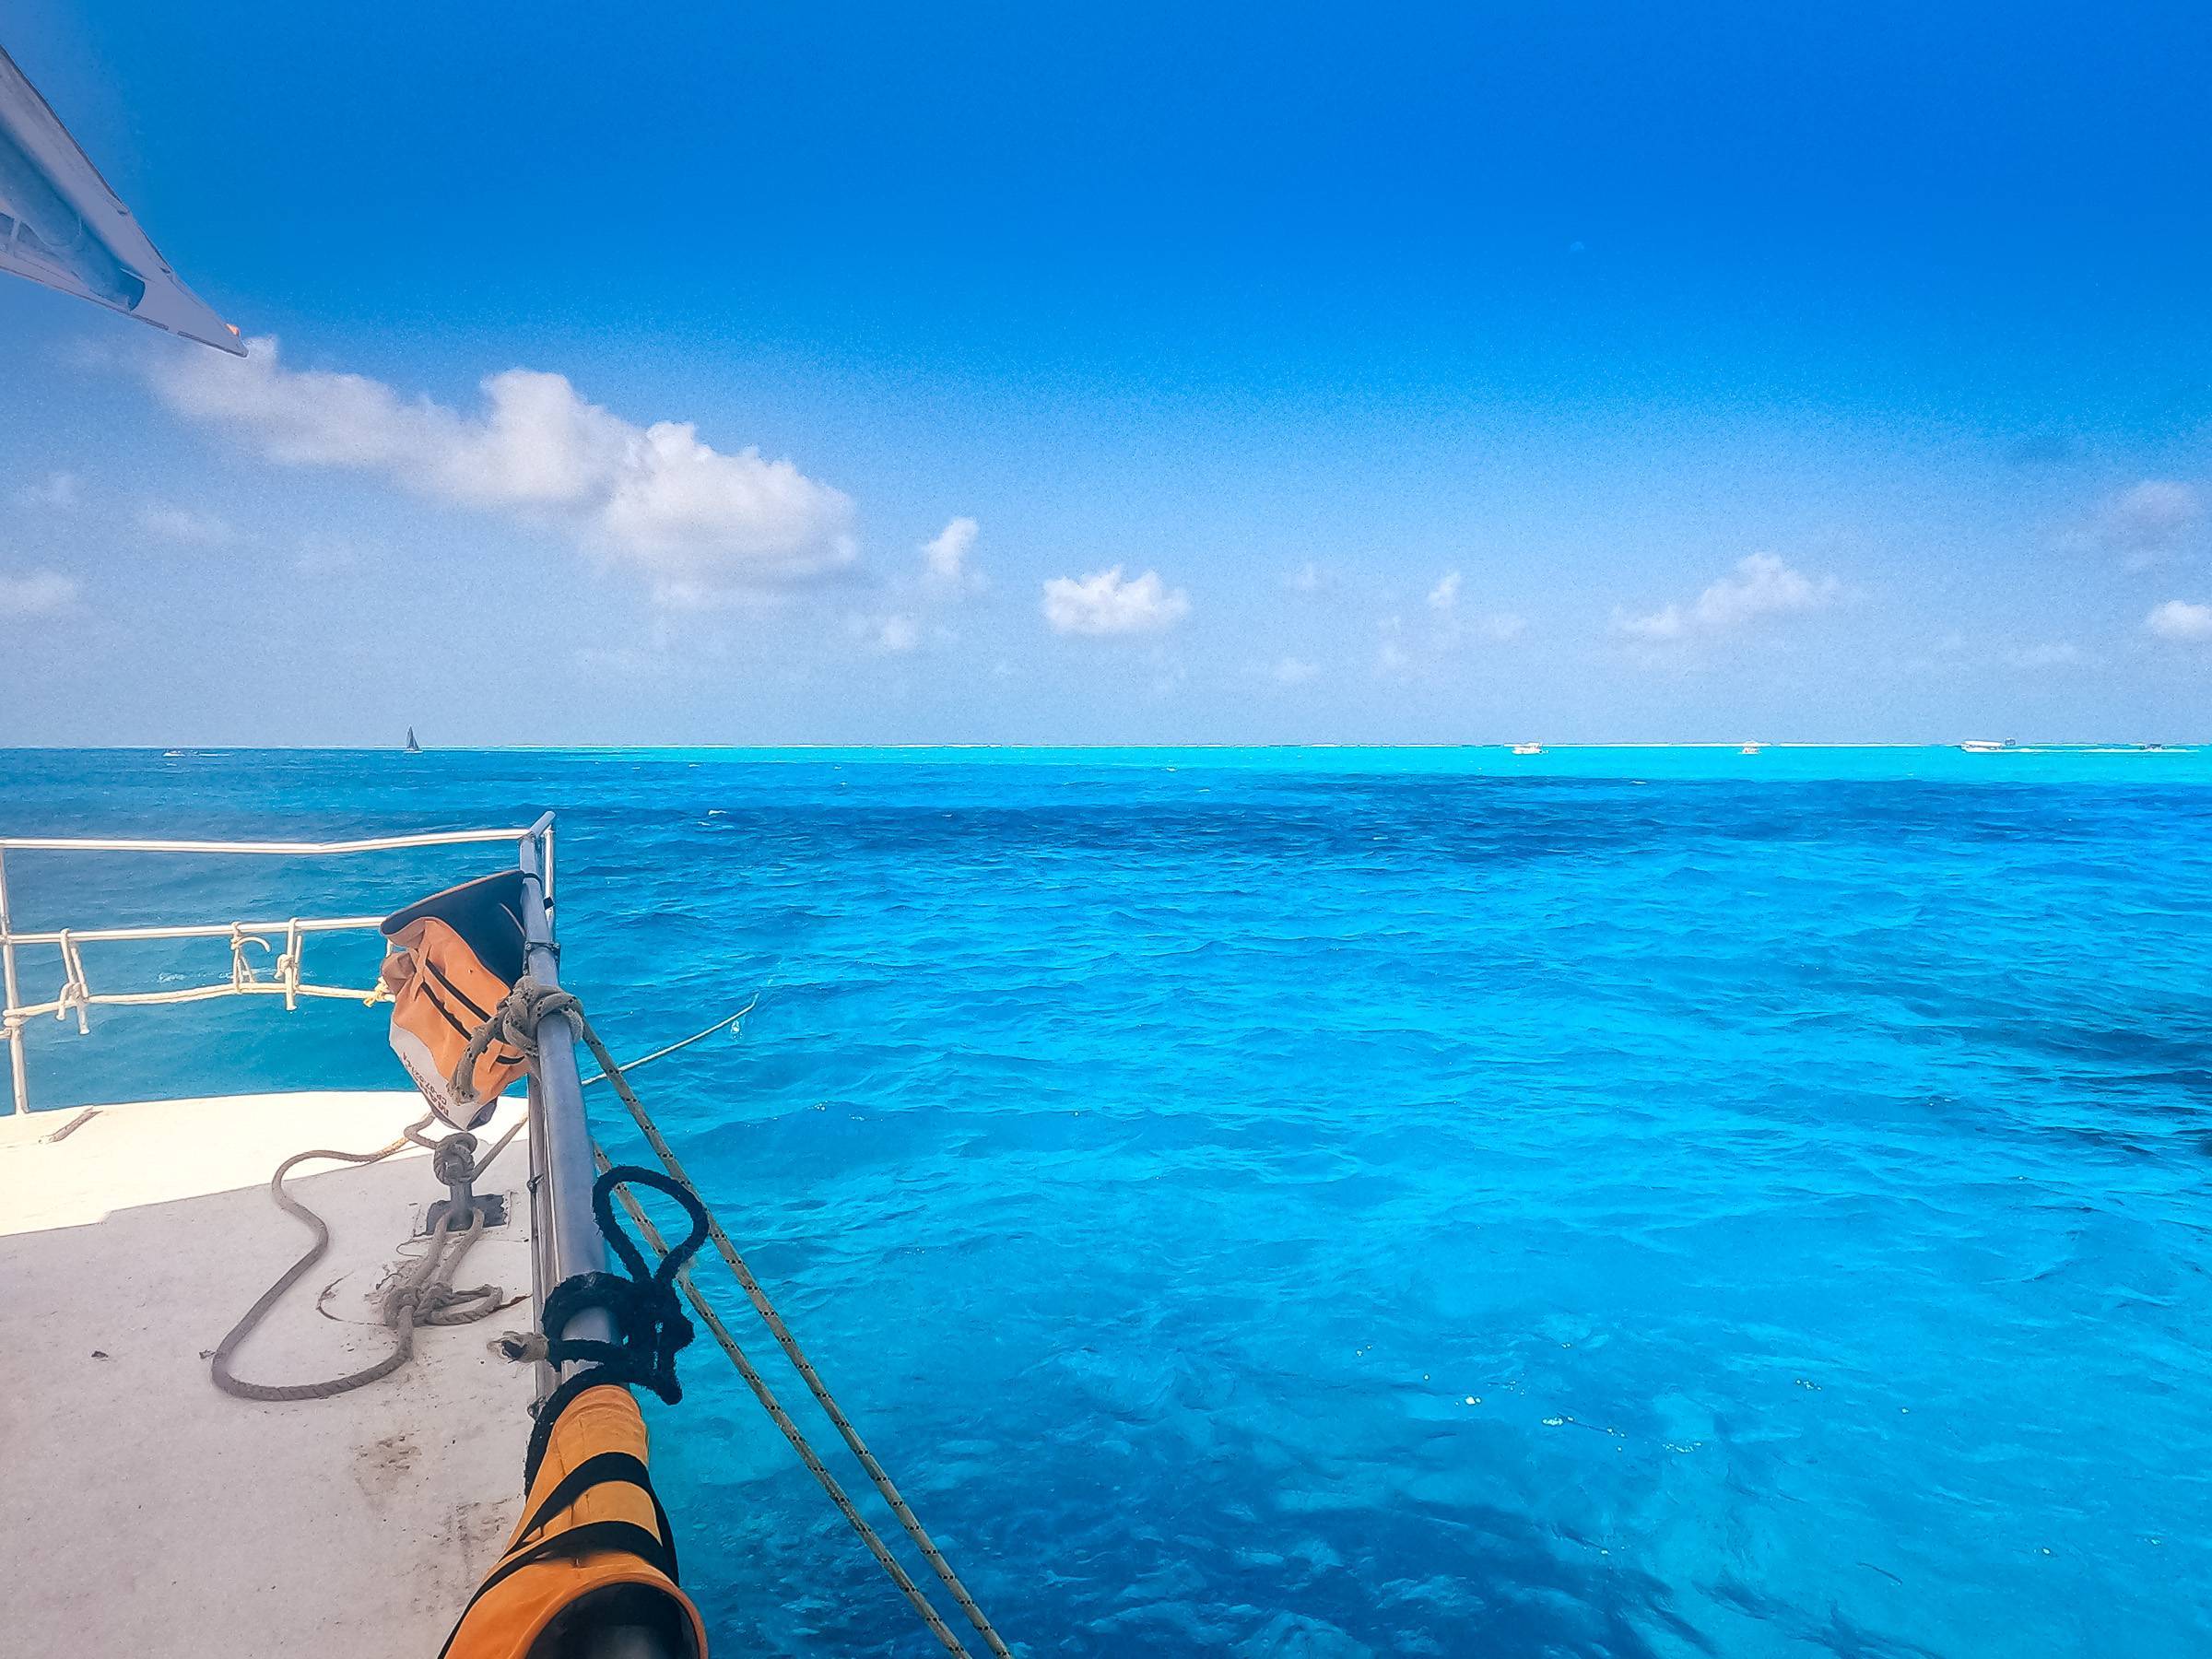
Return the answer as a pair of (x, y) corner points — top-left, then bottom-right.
(3, 1), (2210, 745)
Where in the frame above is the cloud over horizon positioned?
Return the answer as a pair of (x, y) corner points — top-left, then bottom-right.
(1041, 565), (1191, 636)
(1615, 552), (1841, 645)
(146, 337), (857, 606)
(923, 517), (982, 589)
(2146, 599), (2212, 643)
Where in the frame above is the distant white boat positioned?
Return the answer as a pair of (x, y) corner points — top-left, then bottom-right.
(1740, 743), (1762, 755)
(1511, 742), (1543, 756)
(1960, 739), (2015, 753)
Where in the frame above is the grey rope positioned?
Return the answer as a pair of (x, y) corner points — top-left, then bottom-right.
(210, 1113), (525, 1402)
(476, 977), (1017, 1659)
(595, 1145), (977, 1659)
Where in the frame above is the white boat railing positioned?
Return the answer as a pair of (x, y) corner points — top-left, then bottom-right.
(0, 817), (554, 1115)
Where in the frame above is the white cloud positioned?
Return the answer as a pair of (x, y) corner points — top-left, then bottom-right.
(1041, 565), (1190, 636)
(136, 503), (237, 546)
(15, 471), (79, 510)
(1288, 561), (1324, 594)
(0, 569), (80, 618)
(1270, 655), (1319, 685)
(2078, 481), (2200, 567)
(146, 336), (855, 604)
(923, 516), (981, 588)
(876, 615), (920, 653)
(1615, 553), (1839, 644)
(1614, 604), (1687, 641)
(1480, 612), (1530, 642)
(1408, 576), (1527, 658)
(2145, 599), (2212, 643)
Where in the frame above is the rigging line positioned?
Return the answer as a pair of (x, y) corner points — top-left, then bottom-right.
(453, 976), (1017, 1658)
(571, 1016), (1017, 1659)
(592, 1144), (974, 1659)
(576, 994), (759, 1088)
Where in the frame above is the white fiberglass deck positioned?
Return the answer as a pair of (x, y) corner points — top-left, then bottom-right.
(0, 1089), (536, 1657)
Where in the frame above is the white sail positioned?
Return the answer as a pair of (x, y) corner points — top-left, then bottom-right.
(0, 46), (241, 354)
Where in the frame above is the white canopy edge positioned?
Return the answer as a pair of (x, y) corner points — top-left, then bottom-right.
(0, 45), (242, 354)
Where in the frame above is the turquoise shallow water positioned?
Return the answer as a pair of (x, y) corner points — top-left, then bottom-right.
(4, 747), (2209, 1656)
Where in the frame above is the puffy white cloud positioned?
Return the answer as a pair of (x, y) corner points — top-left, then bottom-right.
(0, 569), (80, 618)
(1041, 565), (1190, 636)
(1690, 552), (1839, 628)
(2145, 599), (2212, 642)
(147, 336), (855, 603)
(135, 504), (237, 546)
(1427, 570), (1462, 611)
(1615, 553), (1839, 643)
(2079, 481), (2200, 567)
(876, 615), (920, 653)
(923, 516), (981, 587)
(1614, 604), (1686, 641)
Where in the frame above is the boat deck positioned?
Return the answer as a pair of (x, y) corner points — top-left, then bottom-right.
(0, 1089), (537, 1657)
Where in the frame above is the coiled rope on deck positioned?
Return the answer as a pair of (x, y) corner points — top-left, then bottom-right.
(210, 1114), (525, 1402)
(464, 977), (1018, 1659)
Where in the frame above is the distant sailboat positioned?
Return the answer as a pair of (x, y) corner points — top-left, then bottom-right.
(404, 726), (421, 754)
(1511, 742), (1543, 756)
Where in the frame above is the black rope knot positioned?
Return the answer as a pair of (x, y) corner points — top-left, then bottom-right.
(524, 1163), (711, 1485)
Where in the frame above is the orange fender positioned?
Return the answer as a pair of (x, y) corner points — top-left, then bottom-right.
(440, 1384), (708, 1659)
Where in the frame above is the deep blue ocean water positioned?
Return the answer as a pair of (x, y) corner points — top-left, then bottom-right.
(3, 747), (2208, 1657)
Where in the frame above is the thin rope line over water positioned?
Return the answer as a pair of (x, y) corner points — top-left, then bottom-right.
(473, 978), (1018, 1659)
(594, 1144), (979, 1659)
(573, 1014), (1018, 1659)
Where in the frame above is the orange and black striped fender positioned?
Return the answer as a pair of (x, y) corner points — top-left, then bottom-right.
(440, 1384), (707, 1659)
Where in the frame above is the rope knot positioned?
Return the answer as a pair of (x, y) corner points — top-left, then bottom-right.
(450, 977), (582, 1110)
(430, 1132), (480, 1187)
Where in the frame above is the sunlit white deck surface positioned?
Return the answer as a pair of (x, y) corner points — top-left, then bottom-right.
(0, 1089), (537, 1657)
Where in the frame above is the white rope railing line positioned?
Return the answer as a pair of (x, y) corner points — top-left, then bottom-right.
(0, 915), (385, 947)
(276, 917), (305, 1011)
(55, 930), (92, 1034)
(229, 924), (273, 994)
(9, 913), (391, 1028)
(0, 827), (540, 855)
(6, 980), (389, 1022)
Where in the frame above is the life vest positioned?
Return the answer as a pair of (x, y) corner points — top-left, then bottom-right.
(380, 870), (531, 1130)
(440, 1384), (708, 1659)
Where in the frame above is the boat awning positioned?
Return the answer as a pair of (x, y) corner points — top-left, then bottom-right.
(0, 45), (241, 354)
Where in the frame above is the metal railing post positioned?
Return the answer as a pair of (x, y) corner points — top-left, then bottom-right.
(0, 846), (26, 1114)
(516, 820), (611, 1381)
(516, 821), (681, 1659)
